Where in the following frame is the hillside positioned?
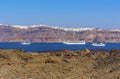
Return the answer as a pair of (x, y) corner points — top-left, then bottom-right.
(0, 24), (120, 43)
(0, 49), (119, 79)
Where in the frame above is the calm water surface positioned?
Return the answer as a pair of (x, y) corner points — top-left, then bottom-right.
(0, 42), (120, 52)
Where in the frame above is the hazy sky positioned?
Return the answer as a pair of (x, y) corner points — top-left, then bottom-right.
(0, 0), (120, 29)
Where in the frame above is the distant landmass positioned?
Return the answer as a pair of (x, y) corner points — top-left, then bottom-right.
(0, 24), (120, 43)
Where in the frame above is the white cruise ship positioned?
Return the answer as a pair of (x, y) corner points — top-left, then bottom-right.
(91, 43), (105, 46)
(21, 42), (31, 45)
(63, 40), (86, 45)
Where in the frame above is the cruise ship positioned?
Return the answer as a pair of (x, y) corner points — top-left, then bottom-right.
(63, 40), (86, 45)
(91, 43), (105, 46)
(21, 42), (31, 45)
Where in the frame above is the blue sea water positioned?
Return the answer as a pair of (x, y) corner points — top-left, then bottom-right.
(0, 42), (120, 52)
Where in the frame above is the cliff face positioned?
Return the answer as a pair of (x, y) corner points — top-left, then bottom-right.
(0, 25), (120, 43)
(81, 30), (120, 43)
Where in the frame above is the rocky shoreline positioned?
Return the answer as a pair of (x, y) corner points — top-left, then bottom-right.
(0, 49), (119, 79)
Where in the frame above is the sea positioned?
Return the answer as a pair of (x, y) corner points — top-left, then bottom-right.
(0, 42), (120, 52)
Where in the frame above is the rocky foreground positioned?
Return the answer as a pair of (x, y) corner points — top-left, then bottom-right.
(0, 49), (119, 79)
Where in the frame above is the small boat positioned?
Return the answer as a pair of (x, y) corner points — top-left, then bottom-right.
(91, 43), (105, 46)
(63, 40), (86, 45)
(21, 42), (31, 45)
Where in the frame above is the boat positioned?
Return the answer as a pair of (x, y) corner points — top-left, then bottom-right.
(63, 40), (86, 45)
(91, 43), (105, 46)
(21, 42), (31, 45)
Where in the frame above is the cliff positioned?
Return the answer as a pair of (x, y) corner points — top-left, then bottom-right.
(0, 24), (120, 43)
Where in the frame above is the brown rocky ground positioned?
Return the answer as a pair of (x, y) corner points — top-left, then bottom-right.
(0, 49), (119, 79)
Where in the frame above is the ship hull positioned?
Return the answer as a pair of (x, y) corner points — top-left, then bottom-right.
(91, 43), (105, 46)
(63, 42), (86, 45)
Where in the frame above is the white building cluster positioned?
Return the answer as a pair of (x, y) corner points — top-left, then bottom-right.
(0, 24), (95, 32)
(59, 27), (94, 31)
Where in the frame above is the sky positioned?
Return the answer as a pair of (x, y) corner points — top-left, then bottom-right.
(0, 0), (120, 29)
